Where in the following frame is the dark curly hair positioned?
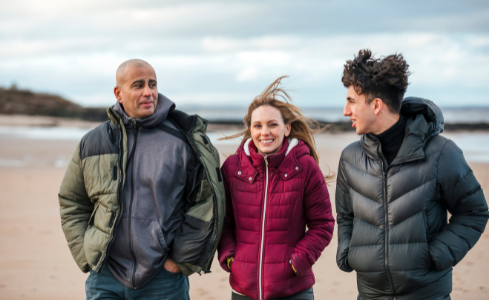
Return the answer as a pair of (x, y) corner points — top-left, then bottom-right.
(342, 49), (410, 113)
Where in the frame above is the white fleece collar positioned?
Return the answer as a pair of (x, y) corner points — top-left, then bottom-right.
(244, 138), (299, 157)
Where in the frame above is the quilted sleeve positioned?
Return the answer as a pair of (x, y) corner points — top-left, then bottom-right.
(217, 160), (237, 272)
(429, 140), (489, 271)
(290, 158), (335, 276)
(335, 156), (354, 272)
(59, 143), (93, 272)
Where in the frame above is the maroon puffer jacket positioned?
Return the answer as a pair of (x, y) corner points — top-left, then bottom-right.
(218, 138), (334, 300)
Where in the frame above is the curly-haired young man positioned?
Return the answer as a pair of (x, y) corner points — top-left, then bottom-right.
(335, 49), (488, 300)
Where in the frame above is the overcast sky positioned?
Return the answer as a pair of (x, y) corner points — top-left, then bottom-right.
(1, 0), (488, 108)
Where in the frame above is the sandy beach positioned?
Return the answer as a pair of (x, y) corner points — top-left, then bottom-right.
(0, 115), (488, 300)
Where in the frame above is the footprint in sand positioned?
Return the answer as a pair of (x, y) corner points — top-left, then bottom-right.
(196, 288), (209, 296)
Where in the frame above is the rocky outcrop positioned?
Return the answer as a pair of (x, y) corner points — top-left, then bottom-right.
(0, 86), (106, 121)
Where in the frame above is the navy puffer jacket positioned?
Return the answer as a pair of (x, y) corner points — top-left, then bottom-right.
(336, 97), (489, 300)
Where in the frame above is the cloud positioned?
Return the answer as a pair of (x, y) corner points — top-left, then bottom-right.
(236, 67), (259, 82)
(2, 1), (488, 39)
(0, 1), (488, 107)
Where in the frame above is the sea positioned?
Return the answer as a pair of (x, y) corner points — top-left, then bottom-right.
(178, 106), (489, 124)
(0, 106), (488, 167)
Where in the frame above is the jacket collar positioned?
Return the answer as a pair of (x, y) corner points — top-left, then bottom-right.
(360, 97), (444, 165)
(110, 93), (175, 129)
(235, 138), (304, 184)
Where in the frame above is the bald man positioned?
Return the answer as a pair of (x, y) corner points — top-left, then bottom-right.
(59, 59), (225, 300)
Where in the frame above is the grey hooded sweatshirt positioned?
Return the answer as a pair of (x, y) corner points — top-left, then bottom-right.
(106, 94), (194, 289)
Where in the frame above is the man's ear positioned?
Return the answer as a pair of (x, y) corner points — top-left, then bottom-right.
(114, 86), (123, 103)
(372, 98), (383, 115)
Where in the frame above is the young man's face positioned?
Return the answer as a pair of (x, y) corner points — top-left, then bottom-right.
(114, 64), (158, 119)
(343, 86), (377, 135)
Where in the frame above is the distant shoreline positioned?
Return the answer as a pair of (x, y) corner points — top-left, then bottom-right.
(208, 119), (489, 132)
(2, 87), (489, 129)
(1, 114), (488, 132)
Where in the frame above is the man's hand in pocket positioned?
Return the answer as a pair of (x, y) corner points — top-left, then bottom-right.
(164, 258), (181, 273)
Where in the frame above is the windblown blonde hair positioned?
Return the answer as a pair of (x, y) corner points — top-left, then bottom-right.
(221, 76), (335, 183)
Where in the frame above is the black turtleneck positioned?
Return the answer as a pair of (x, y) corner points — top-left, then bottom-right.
(372, 115), (406, 166)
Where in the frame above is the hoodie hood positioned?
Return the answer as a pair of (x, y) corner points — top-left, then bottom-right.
(361, 96), (445, 165)
(113, 93), (175, 129)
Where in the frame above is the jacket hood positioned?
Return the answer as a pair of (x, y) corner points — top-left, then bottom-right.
(401, 96), (444, 135)
(243, 138), (299, 157)
(361, 97), (445, 165)
(235, 138), (310, 184)
(112, 93), (175, 129)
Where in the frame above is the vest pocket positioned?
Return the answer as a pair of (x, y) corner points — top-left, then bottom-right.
(112, 165), (118, 181)
(91, 201), (118, 234)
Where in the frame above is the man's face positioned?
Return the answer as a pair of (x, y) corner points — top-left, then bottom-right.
(114, 65), (158, 119)
(343, 86), (377, 135)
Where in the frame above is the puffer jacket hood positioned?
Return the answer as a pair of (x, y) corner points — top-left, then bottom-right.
(219, 138), (334, 300)
(401, 96), (444, 133)
(361, 96), (444, 165)
(240, 138), (307, 182)
(336, 98), (488, 300)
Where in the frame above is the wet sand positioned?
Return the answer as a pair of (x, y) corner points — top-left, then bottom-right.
(0, 123), (488, 299)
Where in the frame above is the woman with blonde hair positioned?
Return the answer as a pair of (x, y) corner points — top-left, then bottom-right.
(218, 77), (335, 300)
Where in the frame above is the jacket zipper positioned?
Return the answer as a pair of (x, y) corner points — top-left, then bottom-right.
(258, 156), (269, 300)
(379, 151), (396, 298)
(128, 120), (139, 289)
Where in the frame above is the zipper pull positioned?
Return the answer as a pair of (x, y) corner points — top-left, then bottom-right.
(264, 156), (268, 166)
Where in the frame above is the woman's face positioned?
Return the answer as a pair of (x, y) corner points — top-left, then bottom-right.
(250, 105), (291, 156)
